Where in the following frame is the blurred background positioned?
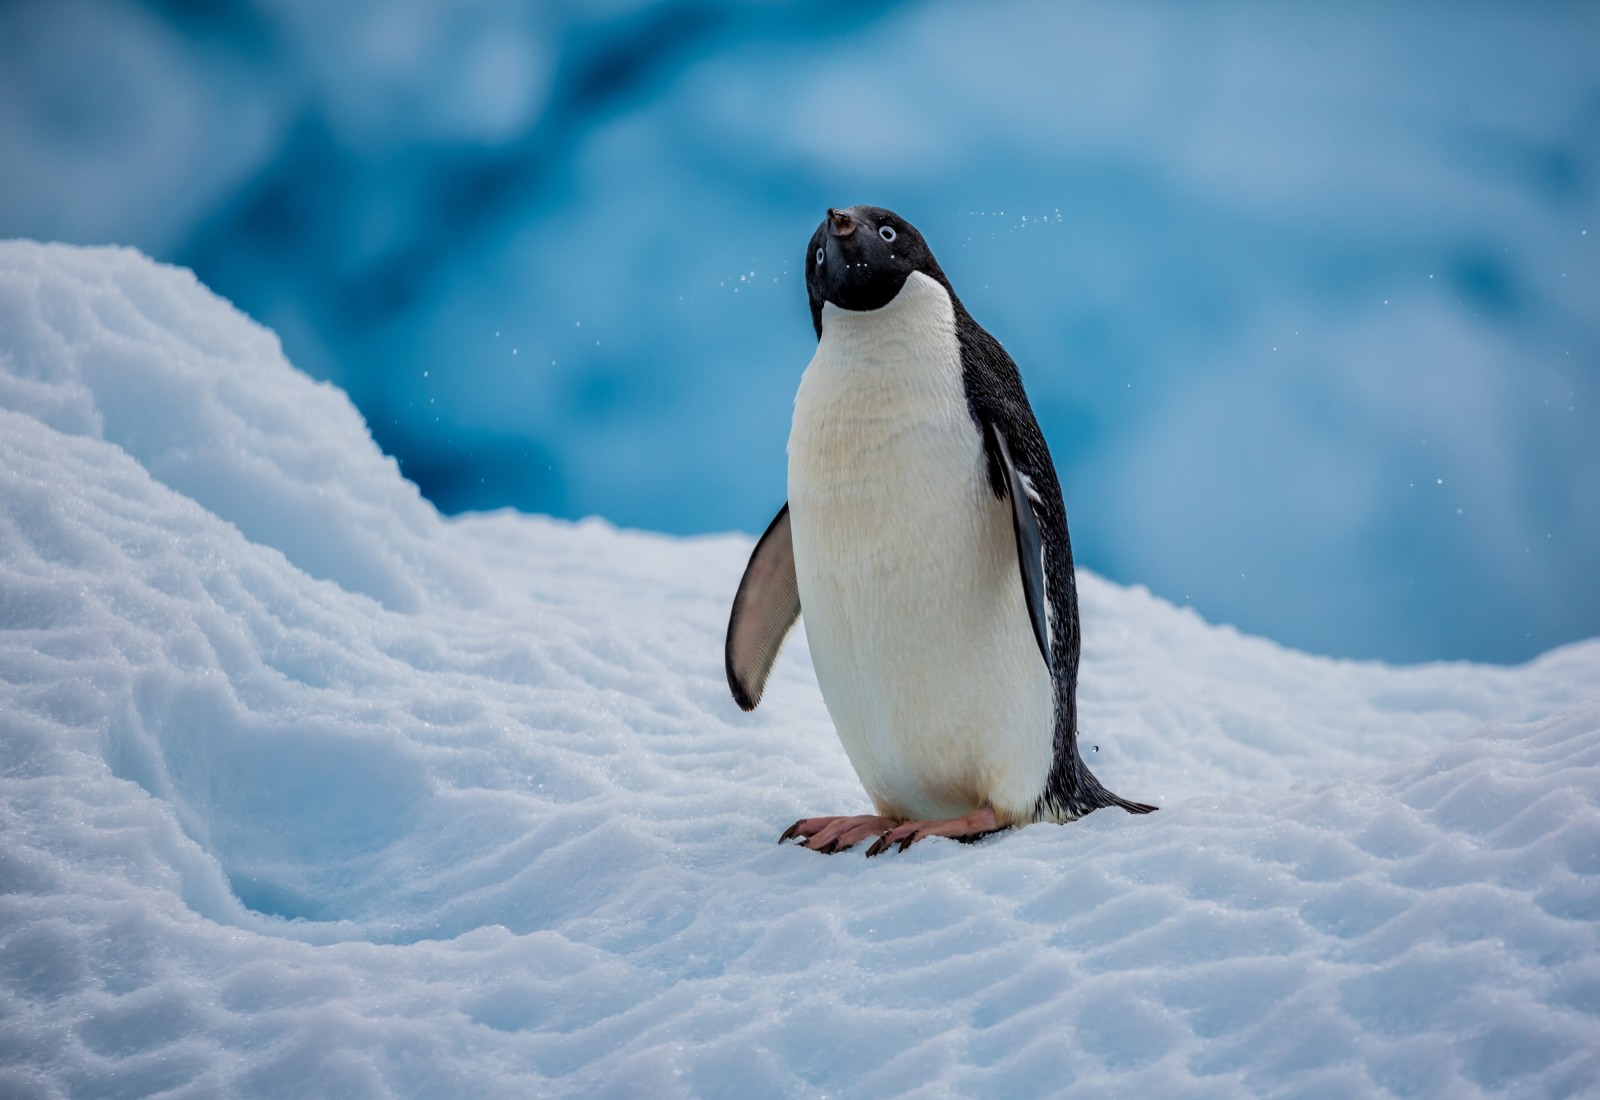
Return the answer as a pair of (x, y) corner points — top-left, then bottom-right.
(2, 0), (1595, 665)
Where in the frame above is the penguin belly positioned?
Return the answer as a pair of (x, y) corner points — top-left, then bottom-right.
(786, 273), (1055, 826)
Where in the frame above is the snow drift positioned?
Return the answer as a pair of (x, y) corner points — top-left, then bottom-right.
(0, 241), (1597, 1097)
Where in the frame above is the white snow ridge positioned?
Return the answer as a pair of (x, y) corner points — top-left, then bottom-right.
(1, 240), (1598, 1099)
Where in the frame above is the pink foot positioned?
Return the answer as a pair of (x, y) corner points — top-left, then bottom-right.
(779, 814), (897, 853)
(864, 805), (1003, 857)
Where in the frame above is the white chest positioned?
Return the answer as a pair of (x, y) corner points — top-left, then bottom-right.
(785, 273), (1055, 824)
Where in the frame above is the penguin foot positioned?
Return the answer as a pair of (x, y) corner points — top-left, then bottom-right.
(779, 814), (897, 853)
(864, 805), (1002, 857)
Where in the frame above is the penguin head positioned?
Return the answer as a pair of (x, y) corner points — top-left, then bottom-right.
(805, 206), (948, 337)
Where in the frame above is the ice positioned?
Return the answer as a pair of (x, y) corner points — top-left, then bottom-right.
(2, 241), (1599, 1096)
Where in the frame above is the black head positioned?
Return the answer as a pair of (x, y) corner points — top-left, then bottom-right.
(804, 206), (949, 338)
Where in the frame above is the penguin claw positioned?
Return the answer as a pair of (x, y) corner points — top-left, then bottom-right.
(779, 814), (896, 852)
(783, 808), (1007, 856)
(870, 806), (1005, 856)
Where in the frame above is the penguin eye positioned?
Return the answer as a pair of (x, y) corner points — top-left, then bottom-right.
(815, 247), (824, 266)
(879, 225), (897, 242)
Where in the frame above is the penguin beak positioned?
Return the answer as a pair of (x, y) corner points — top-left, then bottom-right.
(827, 208), (856, 237)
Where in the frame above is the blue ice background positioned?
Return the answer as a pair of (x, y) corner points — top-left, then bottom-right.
(1, 0), (1595, 665)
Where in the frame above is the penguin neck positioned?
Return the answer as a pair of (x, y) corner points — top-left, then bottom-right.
(808, 273), (965, 420)
(791, 270), (973, 484)
(815, 271), (955, 363)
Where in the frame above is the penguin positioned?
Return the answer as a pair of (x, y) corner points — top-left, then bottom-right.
(726, 205), (1154, 856)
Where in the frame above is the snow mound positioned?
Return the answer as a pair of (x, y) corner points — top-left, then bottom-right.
(1, 241), (1597, 1097)
(0, 241), (488, 613)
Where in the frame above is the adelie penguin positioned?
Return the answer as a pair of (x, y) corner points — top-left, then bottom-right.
(726, 205), (1155, 856)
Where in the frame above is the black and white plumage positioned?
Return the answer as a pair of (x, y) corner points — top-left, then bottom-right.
(726, 206), (1154, 853)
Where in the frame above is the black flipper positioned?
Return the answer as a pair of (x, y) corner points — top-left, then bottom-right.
(725, 505), (801, 711)
(958, 317), (1154, 820)
(989, 424), (1051, 673)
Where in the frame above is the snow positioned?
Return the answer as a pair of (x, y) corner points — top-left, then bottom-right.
(2, 240), (1599, 1097)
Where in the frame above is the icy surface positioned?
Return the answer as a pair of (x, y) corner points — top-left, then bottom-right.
(2, 241), (1599, 1097)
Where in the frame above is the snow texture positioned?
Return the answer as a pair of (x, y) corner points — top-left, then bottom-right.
(2, 241), (1599, 1097)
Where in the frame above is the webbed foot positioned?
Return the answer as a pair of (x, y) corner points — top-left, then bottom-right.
(864, 805), (1003, 857)
(779, 814), (896, 853)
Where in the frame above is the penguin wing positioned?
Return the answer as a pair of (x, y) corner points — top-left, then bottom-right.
(986, 422), (1052, 672)
(725, 504), (801, 711)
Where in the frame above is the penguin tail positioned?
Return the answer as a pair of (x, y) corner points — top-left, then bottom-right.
(1079, 768), (1157, 817)
(1107, 794), (1158, 815)
(1037, 773), (1158, 821)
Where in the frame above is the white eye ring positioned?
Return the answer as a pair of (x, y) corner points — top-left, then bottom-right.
(879, 225), (897, 242)
(815, 247), (824, 266)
